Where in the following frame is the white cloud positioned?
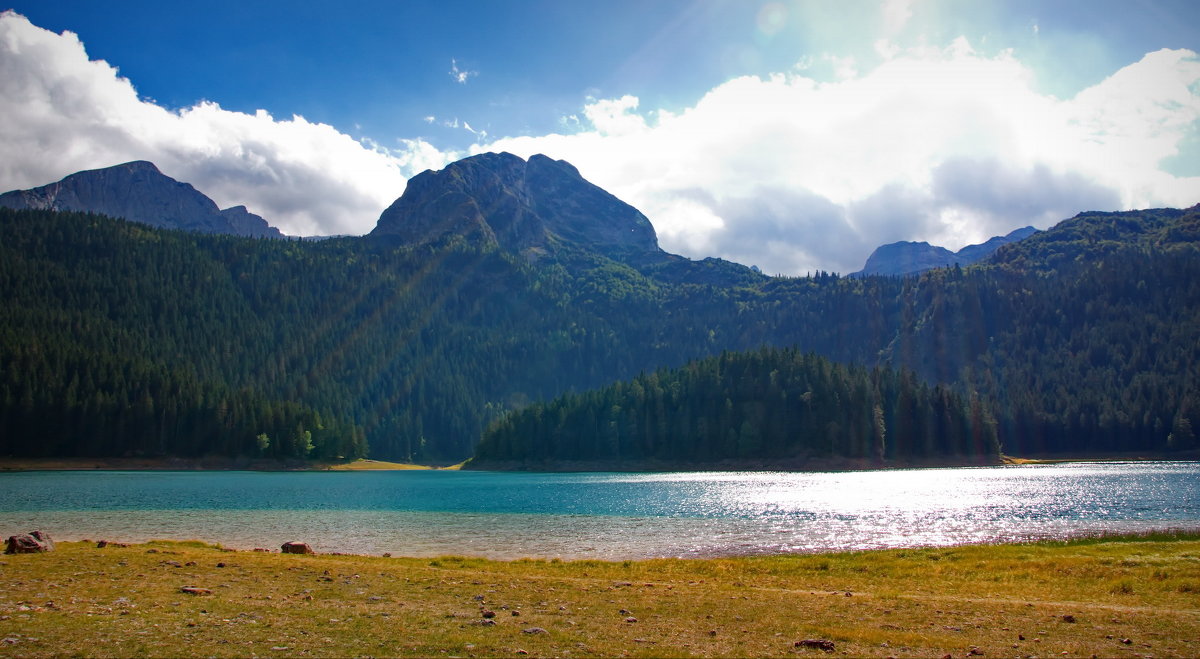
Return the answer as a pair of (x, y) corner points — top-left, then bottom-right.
(482, 41), (1200, 274)
(2, 10), (1197, 273)
(0, 11), (449, 236)
(449, 58), (477, 85)
(881, 0), (913, 36)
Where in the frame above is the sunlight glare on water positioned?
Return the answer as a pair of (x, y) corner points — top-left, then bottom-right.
(0, 462), (1196, 559)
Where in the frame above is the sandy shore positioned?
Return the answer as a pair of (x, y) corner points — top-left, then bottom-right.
(0, 457), (438, 472)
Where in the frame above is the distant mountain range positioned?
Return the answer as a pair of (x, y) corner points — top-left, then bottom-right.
(854, 226), (1040, 277)
(2, 157), (1047, 280)
(0, 161), (282, 238)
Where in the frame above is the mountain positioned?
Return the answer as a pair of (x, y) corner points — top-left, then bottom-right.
(984, 206), (1200, 270)
(0, 150), (1197, 465)
(371, 151), (758, 282)
(855, 226), (1038, 277)
(0, 161), (283, 238)
(372, 152), (658, 258)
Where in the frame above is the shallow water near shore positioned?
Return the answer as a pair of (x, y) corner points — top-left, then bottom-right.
(1, 461), (1197, 559)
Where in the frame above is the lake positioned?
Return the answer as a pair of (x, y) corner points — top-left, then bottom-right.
(1, 462), (1197, 559)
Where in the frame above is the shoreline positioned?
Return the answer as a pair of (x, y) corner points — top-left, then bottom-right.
(462, 450), (1200, 472)
(28, 525), (1200, 562)
(2, 451), (1196, 473)
(0, 457), (444, 472)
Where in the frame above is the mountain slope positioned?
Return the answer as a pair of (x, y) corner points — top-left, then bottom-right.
(472, 347), (999, 468)
(0, 161), (283, 238)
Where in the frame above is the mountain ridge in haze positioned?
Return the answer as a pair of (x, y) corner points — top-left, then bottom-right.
(0, 161), (283, 238)
(855, 226), (1039, 277)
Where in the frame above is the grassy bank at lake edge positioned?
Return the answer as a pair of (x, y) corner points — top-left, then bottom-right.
(1, 532), (1198, 658)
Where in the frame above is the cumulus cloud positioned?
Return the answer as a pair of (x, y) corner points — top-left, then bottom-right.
(0, 11), (448, 236)
(3, 10), (1197, 272)
(483, 40), (1200, 273)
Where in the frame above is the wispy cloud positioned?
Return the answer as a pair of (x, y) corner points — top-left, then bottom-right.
(449, 58), (477, 84)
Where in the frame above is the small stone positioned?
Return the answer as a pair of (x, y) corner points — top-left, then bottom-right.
(1121, 638), (1133, 645)
(709, 630), (718, 636)
(97, 540), (108, 548)
(382, 553), (392, 558)
(795, 639), (836, 652)
(482, 610), (496, 619)
(1061, 614), (1077, 623)
(281, 542), (315, 555)
(522, 627), (548, 635)
(516, 651), (528, 655)
(625, 616), (638, 623)
(216, 562), (226, 568)
(511, 610), (520, 616)
(180, 587), (213, 595)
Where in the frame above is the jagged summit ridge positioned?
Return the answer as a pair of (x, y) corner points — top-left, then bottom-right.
(0, 161), (282, 238)
(370, 152), (660, 259)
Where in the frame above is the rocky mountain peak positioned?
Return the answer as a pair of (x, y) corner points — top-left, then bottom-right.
(370, 152), (660, 261)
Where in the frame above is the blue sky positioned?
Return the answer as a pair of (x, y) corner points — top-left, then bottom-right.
(2, 1), (1198, 274)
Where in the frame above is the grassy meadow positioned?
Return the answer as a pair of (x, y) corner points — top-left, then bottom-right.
(1, 533), (1198, 657)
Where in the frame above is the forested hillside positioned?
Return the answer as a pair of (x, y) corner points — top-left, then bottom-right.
(472, 347), (999, 467)
(1, 204), (1198, 463)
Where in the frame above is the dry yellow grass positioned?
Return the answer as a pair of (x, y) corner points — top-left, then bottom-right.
(1, 533), (1198, 657)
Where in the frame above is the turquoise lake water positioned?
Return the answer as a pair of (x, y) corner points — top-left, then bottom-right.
(1, 462), (1197, 559)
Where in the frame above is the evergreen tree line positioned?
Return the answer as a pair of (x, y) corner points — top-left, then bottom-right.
(473, 347), (999, 465)
(0, 205), (1197, 462)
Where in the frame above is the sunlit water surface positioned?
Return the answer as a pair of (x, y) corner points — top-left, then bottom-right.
(1, 462), (1197, 559)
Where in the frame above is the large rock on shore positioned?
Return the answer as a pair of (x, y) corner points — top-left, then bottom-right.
(5, 530), (54, 554)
